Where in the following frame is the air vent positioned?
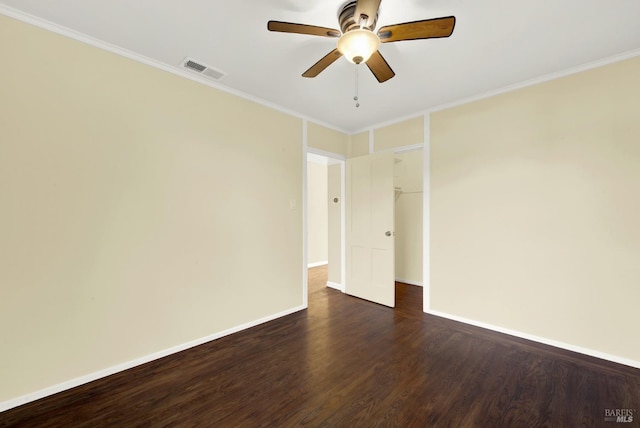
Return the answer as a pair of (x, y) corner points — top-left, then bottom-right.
(180, 57), (226, 81)
(185, 60), (206, 72)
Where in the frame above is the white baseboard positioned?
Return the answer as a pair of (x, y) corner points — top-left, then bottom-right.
(0, 305), (306, 413)
(395, 278), (423, 287)
(425, 309), (640, 370)
(326, 281), (345, 292)
(307, 261), (328, 268)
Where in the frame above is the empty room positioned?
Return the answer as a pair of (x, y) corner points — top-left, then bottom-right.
(1, 1), (639, 426)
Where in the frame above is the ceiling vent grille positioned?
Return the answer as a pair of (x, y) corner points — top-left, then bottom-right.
(180, 57), (226, 81)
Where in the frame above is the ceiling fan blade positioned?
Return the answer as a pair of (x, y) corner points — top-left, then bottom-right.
(366, 50), (395, 83)
(377, 16), (456, 43)
(302, 49), (343, 78)
(268, 21), (340, 38)
(354, 0), (382, 29)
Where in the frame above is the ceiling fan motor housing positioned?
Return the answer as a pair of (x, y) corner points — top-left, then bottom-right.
(339, 0), (378, 33)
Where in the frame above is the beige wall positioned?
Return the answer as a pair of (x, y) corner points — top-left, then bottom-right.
(327, 164), (342, 285)
(374, 116), (424, 152)
(0, 15), (303, 403)
(430, 56), (640, 363)
(349, 131), (369, 158)
(307, 161), (328, 265)
(307, 122), (349, 157)
(394, 150), (423, 284)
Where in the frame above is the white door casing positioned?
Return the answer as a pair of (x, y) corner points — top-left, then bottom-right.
(345, 152), (395, 307)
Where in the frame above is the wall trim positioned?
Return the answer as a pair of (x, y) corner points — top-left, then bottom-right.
(0, 5), (350, 136)
(422, 113), (431, 312)
(302, 120), (309, 309)
(340, 161), (346, 292)
(306, 147), (346, 161)
(393, 143), (424, 154)
(396, 278), (423, 287)
(0, 305), (307, 413)
(308, 261), (328, 268)
(352, 113), (426, 136)
(326, 281), (345, 292)
(372, 143), (424, 155)
(425, 309), (640, 370)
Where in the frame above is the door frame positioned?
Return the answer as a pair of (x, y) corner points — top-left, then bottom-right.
(302, 113), (430, 312)
(302, 140), (346, 307)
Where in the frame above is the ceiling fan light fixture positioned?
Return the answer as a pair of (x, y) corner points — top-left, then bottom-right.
(337, 29), (380, 64)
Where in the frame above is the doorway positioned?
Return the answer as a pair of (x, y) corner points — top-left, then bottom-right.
(393, 148), (424, 315)
(394, 148), (424, 287)
(306, 152), (345, 302)
(305, 148), (422, 312)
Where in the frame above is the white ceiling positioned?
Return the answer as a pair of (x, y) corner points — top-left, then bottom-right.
(2, 0), (639, 133)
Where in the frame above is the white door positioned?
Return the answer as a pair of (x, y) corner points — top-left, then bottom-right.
(346, 152), (395, 307)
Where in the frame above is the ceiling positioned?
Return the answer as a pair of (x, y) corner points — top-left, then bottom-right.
(1, 0), (639, 133)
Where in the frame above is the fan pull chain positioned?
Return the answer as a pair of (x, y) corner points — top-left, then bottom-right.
(353, 65), (360, 108)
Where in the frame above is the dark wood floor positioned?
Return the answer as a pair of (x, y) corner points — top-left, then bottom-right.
(2, 266), (639, 427)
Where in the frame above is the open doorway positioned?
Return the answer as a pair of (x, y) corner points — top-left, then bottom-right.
(306, 152), (345, 302)
(305, 148), (422, 314)
(394, 148), (424, 315)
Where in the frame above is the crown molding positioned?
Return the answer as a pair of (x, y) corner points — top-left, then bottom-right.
(426, 48), (640, 115)
(0, 5), (351, 136)
(2, 5), (638, 142)
(350, 48), (640, 135)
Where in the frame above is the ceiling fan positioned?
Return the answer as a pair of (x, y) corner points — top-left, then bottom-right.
(267, 0), (456, 83)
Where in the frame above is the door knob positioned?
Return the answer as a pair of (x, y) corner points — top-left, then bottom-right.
(385, 231), (392, 237)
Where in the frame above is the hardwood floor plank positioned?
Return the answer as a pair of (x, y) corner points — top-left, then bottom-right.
(1, 266), (639, 427)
